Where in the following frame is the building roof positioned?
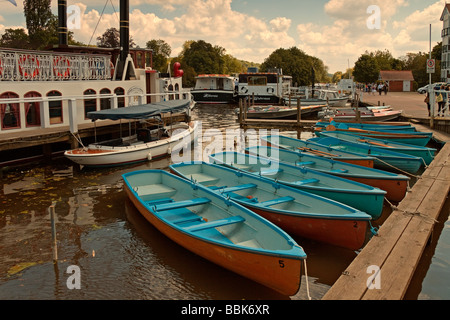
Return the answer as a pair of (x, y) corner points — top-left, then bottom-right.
(441, 4), (450, 21)
(379, 70), (414, 81)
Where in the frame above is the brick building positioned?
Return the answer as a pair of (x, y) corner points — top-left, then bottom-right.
(378, 70), (415, 92)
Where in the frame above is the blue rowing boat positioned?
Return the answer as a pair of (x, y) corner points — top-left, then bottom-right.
(208, 151), (386, 219)
(170, 161), (373, 250)
(315, 120), (417, 132)
(314, 127), (432, 147)
(122, 169), (306, 296)
(315, 131), (436, 165)
(246, 146), (410, 202)
(308, 136), (424, 174)
(261, 135), (375, 168)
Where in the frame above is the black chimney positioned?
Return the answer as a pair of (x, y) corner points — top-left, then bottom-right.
(58, 0), (68, 46)
(120, 0), (130, 62)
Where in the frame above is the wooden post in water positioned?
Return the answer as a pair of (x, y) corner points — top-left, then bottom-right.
(297, 98), (302, 139)
(50, 202), (58, 263)
(239, 98), (243, 125)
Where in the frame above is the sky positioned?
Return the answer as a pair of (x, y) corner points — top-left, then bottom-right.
(0, 0), (447, 74)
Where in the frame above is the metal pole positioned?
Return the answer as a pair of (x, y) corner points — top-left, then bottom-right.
(50, 202), (58, 263)
(429, 24), (434, 129)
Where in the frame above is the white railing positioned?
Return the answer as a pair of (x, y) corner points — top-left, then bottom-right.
(0, 90), (192, 134)
(0, 49), (112, 81)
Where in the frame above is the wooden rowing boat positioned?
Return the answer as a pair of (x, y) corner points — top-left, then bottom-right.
(261, 135), (375, 168)
(122, 169), (307, 296)
(315, 120), (417, 132)
(309, 136), (424, 175)
(208, 152), (386, 219)
(315, 131), (437, 165)
(170, 161), (373, 250)
(314, 126), (432, 147)
(246, 146), (410, 202)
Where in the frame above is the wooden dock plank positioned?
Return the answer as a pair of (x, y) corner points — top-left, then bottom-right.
(322, 142), (450, 300)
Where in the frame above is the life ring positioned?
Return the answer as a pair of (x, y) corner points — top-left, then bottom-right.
(53, 56), (71, 78)
(267, 87), (275, 94)
(18, 54), (40, 78)
(241, 86), (248, 94)
(110, 61), (115, 78)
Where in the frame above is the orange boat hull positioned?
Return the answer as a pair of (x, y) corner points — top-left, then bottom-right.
(125, 187), (302, 296)
(250, 207), (369, 251)
(342, 176), (408, 203)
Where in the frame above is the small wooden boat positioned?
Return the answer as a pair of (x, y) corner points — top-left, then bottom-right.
(315, 131), (436, 165)
(315, 120), (417, 132)
(246, 146), (410, 202)
(122, 169), (307, 296)
(208, 152), (386, 219)
(238, 104), (324, 119)
(314, 126), (432, 147)
(261, 135), (375, 168)
(170, 161), (373, 250)
(65, 100), (198, 167)
(324, 107), (402, 122)
(309, 136), (424, 175)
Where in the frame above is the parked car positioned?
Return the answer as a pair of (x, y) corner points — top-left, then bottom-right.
(418, 82), (447, 94)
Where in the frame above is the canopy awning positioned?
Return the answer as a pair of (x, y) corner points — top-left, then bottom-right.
(87, 99), (191, 121)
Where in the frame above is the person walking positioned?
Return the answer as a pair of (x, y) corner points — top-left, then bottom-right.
(438, 85), (446, 117)
(424, 92), (430, 116)
(378, 83), (384, 95)
(384, 82), (389, 95)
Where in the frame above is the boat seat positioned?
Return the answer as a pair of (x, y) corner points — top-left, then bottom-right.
(134, 184), (177, 200)
(146, 198), (174, 206)
(295, 161), (315, 166)
(259, 196), (295, 207)
(154, 197), (211, 211)
(259, 169), (283, 175)
(293, 178), (319, 186)
(230, 163), (252, 171)
(330, 168), (348, 173)
(171, 215), (203, 225)
(184, 215), (245, 232)
(219, 184), (257, 193)
(189, 173), (220, 185)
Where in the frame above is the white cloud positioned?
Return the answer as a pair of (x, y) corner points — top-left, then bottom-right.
(296, 0), (443, 73)
(69, 0), (296, 63)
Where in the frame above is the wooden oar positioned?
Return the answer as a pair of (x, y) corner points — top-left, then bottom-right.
(357, 139), (394, 148)
(297, 147), (340, 157)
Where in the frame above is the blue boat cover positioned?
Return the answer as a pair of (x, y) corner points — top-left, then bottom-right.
(87, 99), (191, 121)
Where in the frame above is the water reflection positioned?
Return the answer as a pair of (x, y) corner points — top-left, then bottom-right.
(0, 103), (448, 300)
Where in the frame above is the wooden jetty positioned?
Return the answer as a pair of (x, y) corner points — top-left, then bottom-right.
(322, 129), (450, 300)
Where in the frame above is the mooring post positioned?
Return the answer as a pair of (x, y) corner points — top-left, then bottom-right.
(50, 202), (58, 263)
(297, 98), (301, 139)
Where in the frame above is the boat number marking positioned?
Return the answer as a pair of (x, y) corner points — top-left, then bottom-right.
(278, 260), (285, 268)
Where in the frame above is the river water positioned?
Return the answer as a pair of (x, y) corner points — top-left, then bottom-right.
(0, 104), (448, 301)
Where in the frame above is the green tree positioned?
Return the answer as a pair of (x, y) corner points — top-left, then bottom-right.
(332, 71), (343, 83)
(353, 54), (379, 83)
(23, 0), (53, 48)
(97, 27), (136, 48)
(146, 39), (171, 72)
(0, 28), (30, 49)
(260, 47), (328, 86)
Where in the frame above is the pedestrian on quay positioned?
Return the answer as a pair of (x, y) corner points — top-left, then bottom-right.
(378, 83), (384, 95)
(436, 86), (444, 117)
(438, 85), (447, 117)
(384, 82), (389, 95)
(424, 92), (430, 116)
